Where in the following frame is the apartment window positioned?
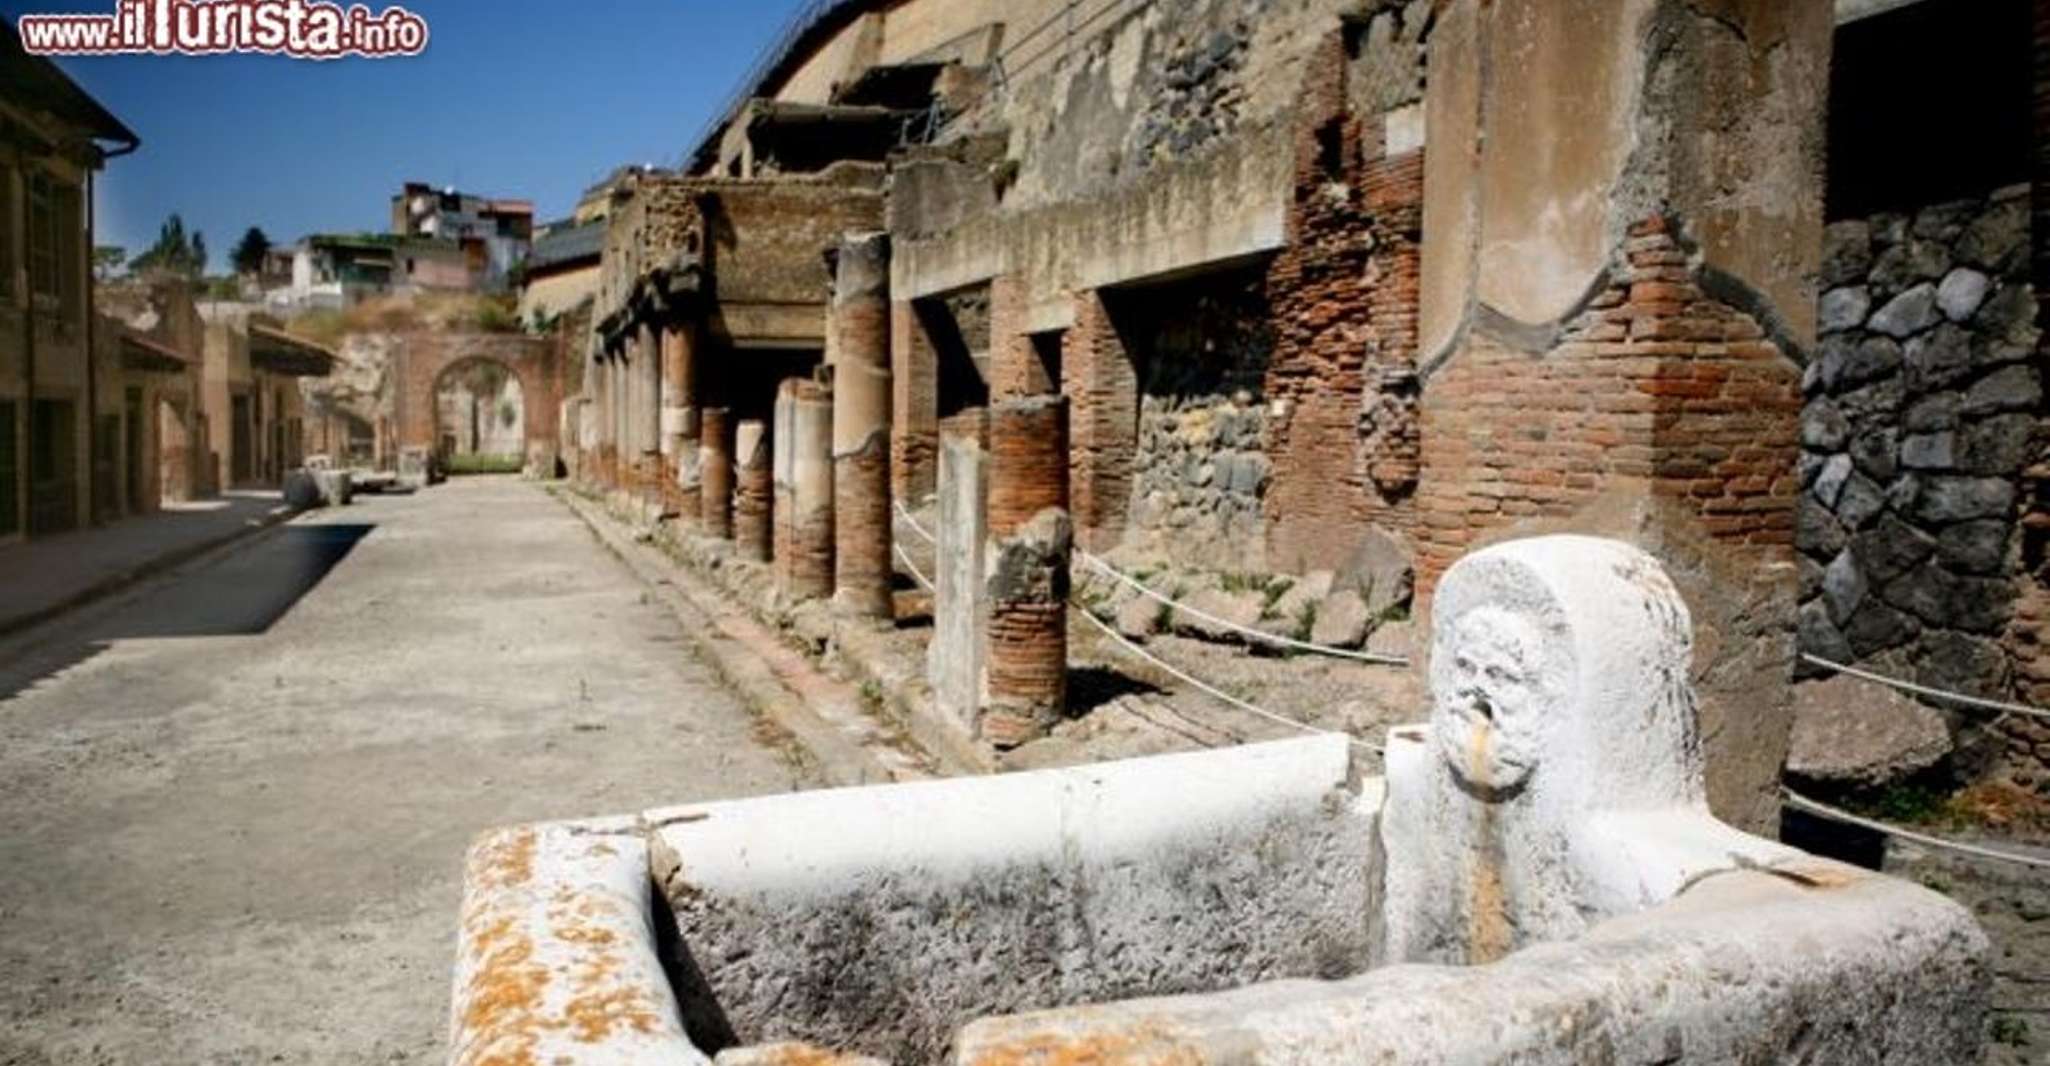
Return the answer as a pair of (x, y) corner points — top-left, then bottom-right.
(25, 173), (80, 320)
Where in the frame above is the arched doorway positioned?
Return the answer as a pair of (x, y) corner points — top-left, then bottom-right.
(433, 358), (526, 475)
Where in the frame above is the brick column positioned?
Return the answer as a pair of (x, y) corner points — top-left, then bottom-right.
(1062, 289), (1138, 553)
(699, 406), (733, 540)
(831, 232), (895, 618)
(1414, 0), (1828, 834)
(892, 298), (939, 501)
(661, 319), (702, 521)
(775, 379), (835, 600)
(734, 418), (772, 563)
(982, 394), (1071, 748)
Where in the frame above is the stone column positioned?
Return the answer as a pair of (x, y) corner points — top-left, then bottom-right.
(639, 322), (661, 497)
(776, 379), (835, 600)
(982, 394), (1071, 748)
(700, 406), (734, 540)
(931, 435), (989, 736)
(831, 232), (895, 619)
(661, 319), (702, 521)
(734, 419), (772, 563)
(1412, 0), (1829, 834)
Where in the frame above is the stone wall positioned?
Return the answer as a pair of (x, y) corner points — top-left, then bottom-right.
(1798, 184), (2046, 785)
(1113, 267), (1274, 570)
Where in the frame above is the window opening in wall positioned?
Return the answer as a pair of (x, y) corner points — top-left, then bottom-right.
(1826, 0), (2029, 219)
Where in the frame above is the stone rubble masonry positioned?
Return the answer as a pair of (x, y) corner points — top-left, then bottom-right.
(700, 406), (735, 541)
(734, 419), (773, 564)
(931, 436), (990, 738)
(1062, 289), (1139, 554)
(890, 298), (940, 502)
(1802, 186), (2047, 789)
(831, 232), (896, 619)
(983, 394), (1072, 748)
(776, 379), (836, 601)
(1265, 25), (1425, 574)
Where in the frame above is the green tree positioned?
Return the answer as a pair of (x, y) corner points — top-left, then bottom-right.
(230, 226), (271, 276)
(128, 213), (207, 277)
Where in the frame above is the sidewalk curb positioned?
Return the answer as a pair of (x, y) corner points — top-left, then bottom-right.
(555, 487), (933, 788)
(0, 504), (306, 641)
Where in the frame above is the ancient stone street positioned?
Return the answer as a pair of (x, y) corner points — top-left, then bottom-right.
(0, 479), (807, 1064)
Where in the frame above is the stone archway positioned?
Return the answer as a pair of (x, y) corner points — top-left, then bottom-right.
(396, 331), (564, 477)
(433, 357), (527, 470)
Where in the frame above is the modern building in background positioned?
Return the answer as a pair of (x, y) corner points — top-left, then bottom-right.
(390, 182), (534, 293)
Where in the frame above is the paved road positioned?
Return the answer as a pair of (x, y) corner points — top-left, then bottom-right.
(0, 478), (808, 1065)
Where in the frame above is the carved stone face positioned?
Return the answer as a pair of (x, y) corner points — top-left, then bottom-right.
(1432, 607), (1550, 796)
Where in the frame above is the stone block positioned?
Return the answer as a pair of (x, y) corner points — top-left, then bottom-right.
(1339, 529), (1414, 618)
(1310, 589), (1371, 649)
(282, 469), (323, 510)
(1114, 593), (1161, 640)
(1961, 364), (2042, 416)
(1869, 283), (1941, 338)
(1818, 286), (1870, 333)
(1786, 675), (1952, 791)
(1172, 586), (1266, 643)
(1936, 267), (1989, 322)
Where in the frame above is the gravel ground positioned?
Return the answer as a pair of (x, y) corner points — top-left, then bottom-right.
(0, 478), (809, 1065)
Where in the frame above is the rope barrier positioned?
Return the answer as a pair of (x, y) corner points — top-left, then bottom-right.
(894, 501), (935, 546)
(1782, 788), (2050, 871)
(1074, 603), (1384, 756)
(1802, 654), (2050, 723)
(1077, 552), (1411, 666)
(893, 543), (934, 593)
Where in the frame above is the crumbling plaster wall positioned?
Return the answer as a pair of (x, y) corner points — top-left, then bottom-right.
(1411, 0), (1831, 834)
(890, 0), (1362, 322)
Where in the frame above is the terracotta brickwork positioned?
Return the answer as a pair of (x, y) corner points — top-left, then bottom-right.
(700, 406), (734, 540)
(891, 299), (940, 502)
(395, 330), (566, 475)
(983, 394), (1071, 748)
(1415, 218), (1803, 593)
(1061, 289), (1138, 553)
(1264, 29), (1424, 574)
(734, 420), (773, 563)
(987, 274), (1053, 403)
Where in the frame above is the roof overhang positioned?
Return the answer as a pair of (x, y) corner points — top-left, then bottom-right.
(249, 324), (337, 377)
(119, 332), (191, 374)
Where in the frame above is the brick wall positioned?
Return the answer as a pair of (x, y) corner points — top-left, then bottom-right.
(1062, 289), (1138, 553)
(1264, 28), (1424, 574)
(1415, 218), (1802, 593)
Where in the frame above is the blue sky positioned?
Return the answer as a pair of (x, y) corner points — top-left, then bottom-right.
(19, 0), (805, 270)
